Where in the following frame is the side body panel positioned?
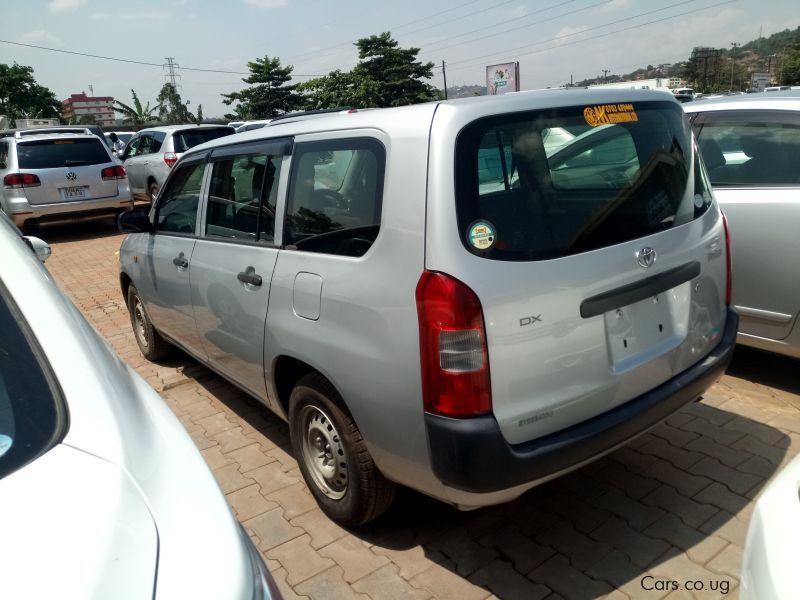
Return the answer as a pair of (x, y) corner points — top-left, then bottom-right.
(264, 118), (446, 497)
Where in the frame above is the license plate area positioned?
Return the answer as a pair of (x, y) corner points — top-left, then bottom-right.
(59, 186), (88, 200)
(604, 292), (677, 371)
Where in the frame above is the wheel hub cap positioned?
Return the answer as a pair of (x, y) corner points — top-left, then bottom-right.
(300, 406), (347, 499)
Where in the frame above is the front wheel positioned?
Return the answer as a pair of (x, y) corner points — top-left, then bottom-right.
(127, 284), (172, 361)
(289, 373), (395, 526)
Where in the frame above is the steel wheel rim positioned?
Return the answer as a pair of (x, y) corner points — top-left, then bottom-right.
(133, 297), (149, 348)
(299, 404), (347, 500)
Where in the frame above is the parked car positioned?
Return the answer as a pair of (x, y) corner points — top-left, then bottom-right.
(686, 94), (800, 358)
(118, 89), (737, 525)
(121, 124), (234, 204)
(0, 212), (280, 600)
(740, 452), (800, 599)
(0, 130), (133, 228)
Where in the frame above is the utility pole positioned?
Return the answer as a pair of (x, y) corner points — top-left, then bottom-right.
(730, 42), (739, 91)
(442, 60), (448, 100)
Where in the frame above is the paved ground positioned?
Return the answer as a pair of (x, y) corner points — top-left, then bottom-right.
(40, 220), (800, 599)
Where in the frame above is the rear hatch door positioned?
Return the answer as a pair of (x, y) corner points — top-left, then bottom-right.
(15, 136), (120, 204)
(428, 96), (729, 445)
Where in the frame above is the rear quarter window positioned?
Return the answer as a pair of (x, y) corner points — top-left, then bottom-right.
(455, 101), (710, 261)
(692, 109), (800, 187)
(16, 138), (111, 169)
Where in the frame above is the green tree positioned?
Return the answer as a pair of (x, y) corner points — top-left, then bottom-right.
(221, 55), (301, 119)
(195, 103), (204, 123)
(299, 70), (378, 110)
(157, 83), (194, 124)
(781, 49), (800, 84)
(113, 89), (160, 126)
(300, 32), (437, 109)
(0, 63), (62, 126)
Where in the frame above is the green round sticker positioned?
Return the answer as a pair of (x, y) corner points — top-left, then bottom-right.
(468, 220), (496, 250)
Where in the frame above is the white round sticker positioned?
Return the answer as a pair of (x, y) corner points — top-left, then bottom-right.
(468, 221), (497, 250)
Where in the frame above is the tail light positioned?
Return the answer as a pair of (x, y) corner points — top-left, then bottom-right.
(722, 212), (732, 306)
(163, 152), (178, 168)
(3, 173), (41, 188)
(101, 165), (127, 180)
(416, 271), (491, 417)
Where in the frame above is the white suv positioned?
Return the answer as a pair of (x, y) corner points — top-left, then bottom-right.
(0, 129), (133, 228)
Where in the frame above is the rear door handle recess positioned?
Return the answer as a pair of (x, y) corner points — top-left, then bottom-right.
(237, 266), (262, 287)
(172, 253), (188, 269)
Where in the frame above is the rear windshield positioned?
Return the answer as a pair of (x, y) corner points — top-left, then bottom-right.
(172, 128), (233, 153)
(17, 138), (111, 169)
(455, 101), (712, 261)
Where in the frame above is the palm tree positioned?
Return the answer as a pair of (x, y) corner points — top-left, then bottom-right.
(113, 89), (161, 126)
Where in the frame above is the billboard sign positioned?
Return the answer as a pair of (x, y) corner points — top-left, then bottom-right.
(750, 72), (771, 92)
(486, 62), (520, 95)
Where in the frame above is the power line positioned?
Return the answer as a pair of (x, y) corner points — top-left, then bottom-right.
(295, 0), (595, 80)
(417, 0), (611, 56)
(0, 38), (324, 77)
(444, 0), (737, 74)
(445, 0), (704, 69)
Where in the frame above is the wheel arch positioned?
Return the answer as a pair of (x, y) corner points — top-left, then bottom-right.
(272, 355), (343, 419)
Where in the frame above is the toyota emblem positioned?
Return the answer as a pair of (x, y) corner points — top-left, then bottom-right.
(636, 247), (656, 269)
(65, 171), (77, 181)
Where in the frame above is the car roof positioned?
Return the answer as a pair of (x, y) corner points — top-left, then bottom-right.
(684, 92), (800, 113)
(7, 132), (102, 143)
(184, 87), (680, 158)
(135, 124), (235, 135)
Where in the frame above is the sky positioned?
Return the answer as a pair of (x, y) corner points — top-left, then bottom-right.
(1, 0), (798, 119)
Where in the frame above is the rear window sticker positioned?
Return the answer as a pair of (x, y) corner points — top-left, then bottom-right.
(584, 103), (639, 127)
(468, 220), (497, 250)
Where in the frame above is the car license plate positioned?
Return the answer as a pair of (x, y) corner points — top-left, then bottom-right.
(60, 186), (88, 200)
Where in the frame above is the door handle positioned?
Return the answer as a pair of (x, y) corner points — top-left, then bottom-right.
(237, 266), (262, 287)
(172, 252), (188, 269)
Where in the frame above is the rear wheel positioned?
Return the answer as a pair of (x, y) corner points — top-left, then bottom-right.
(289, 373), (395, 526)
(127, 285), (172, 360)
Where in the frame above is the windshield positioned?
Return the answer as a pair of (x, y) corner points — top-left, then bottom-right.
(17, 138), (111, 169)
(0, 281), (65, 480)
(172, 128), (234, 153)
(455, 100), (711, 261)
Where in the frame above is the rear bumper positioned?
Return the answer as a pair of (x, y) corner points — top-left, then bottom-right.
(425, 308), (739, 494)
(6, 195), (134, 227)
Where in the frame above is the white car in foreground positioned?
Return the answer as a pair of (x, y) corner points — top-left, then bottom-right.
(0, 212), (279, 599)
(740, 452), (800, 599)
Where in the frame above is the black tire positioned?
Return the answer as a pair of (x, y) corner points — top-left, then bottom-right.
(289, 373), (396, 526)
(148, 181), (159, 204)
(127, 284), (172, 361)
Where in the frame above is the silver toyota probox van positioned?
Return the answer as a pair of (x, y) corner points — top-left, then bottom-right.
(118, 89), (738, 525)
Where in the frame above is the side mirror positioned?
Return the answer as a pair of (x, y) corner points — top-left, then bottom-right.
(22, 236), (52, 263)
(118, 209), (153, 234)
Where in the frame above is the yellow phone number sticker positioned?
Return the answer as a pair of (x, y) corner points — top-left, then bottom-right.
(584, 103), (638, 127)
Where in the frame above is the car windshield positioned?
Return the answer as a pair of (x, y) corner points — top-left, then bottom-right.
(0, 280), (65, 480)
(456, 100), (711, 261)
(172, 128), (233, 153)
(17, 138), (110, 169)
